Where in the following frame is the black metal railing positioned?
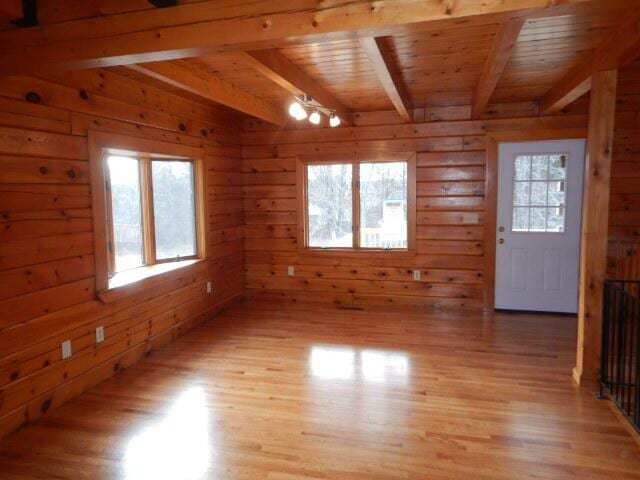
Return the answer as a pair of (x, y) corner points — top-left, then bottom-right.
(600, 280), (640, 431)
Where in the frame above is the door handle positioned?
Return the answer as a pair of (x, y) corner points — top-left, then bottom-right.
(498, 238), (505, 245)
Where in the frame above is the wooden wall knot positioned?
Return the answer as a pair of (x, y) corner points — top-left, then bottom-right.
(25, 91), (41, 103)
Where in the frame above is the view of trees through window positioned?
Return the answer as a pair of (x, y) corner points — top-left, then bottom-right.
(307, 164), (353, 247)
(106, 154), (197, 275)
(152, 160), (197, 260)
(107, 155), (144, 272)
(306, 161), (408, 249)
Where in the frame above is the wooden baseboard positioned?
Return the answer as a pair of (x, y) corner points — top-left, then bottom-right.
(0, 294), (241, 439)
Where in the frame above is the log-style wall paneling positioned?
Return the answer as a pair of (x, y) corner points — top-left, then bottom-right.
(241, 105), (589, 310)
(0, 70), (245, 438)
(608, 60), (640, 246)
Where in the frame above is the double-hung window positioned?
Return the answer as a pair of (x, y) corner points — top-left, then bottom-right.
(298, 154), (416, 251)
(89, 132), (207, 299)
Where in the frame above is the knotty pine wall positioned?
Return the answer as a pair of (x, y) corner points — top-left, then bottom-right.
(607, 60), (640, 279)
(0, 70), (244, 437)
(242, 105), (589, 310)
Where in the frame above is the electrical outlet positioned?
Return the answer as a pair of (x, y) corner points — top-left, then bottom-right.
(413, 270), (421, 281)
(61, 340), (72, 359)
(287, 265), (295, 276)
(96, 326), (105, 343)
(206, 281), (212, 294)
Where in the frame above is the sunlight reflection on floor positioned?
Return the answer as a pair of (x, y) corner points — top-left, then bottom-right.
(309, 345), (410, 385)
(124, 386), (211, 480)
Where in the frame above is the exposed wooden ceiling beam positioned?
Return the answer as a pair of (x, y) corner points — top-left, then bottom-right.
(471, 19), (525, 119)
(0, 1), (22, 20)
(237, 50), (353, 126)
(359, 36), (412, 123)
(128, 61), (288, 126)
(540, 14), (640, 113)
(0, 0), (613, 74)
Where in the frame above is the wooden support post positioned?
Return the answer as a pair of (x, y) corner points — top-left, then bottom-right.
(574, 70), (617, 386)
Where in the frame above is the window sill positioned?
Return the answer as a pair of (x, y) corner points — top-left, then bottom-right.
(299, 248), (416, 257)
(98, 259), (204, 304)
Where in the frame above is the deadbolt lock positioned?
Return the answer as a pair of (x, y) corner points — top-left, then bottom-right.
(498, 226), (505, 232)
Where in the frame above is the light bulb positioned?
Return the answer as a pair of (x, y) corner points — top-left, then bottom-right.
(288, 101), (307, 120)
(329, 114), (341, 128)
(309, 110), (321, 125)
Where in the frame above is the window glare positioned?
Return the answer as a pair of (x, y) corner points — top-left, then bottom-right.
(307, 163), (353, 248)
(360, 162), (408, 249)
(152, 160), (197, 260)
(107, 156), (144, 272)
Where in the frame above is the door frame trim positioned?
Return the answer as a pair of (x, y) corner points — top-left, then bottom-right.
(484, 128), (587, 311)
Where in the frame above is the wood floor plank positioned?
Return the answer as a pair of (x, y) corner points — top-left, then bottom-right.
(0, 299), (638, 479)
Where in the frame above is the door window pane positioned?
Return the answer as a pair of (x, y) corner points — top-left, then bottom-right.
(359, 162), (408, 249)
(152, 160), (197, 260)
(107, 156), (144, 272)
(307, 164), (352, 248)
(511, 154), (567, 233)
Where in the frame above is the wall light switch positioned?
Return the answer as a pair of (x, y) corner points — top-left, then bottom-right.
(96, 326), (105, 343)
(61, 340), (72, 359)
(206, 281), (212, 294)
(462, 212), (479, 224)
(413, 270), (421, 281)
(287, 265), (295, 276)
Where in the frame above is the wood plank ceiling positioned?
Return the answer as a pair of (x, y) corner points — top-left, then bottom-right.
(0, 1), (636, 123)
(134, 7), (629, 121)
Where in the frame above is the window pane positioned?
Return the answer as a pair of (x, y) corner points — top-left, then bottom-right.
(511, 153), (568, 233)
(513, 181), (530, 206)
(152, 160), (197, 260)
(530, 207), (546, 231)
(548, 181), (566, 206)
(512, 207), (529, 232)
(107, 156), (144, 272)
(531, 155), (549, 180)
(549, 155), (567, 180)
(514, 155), (531, 180)
(307, 164), (352, 248)
(359, 162), (408, 249)
(530, 181), (548, 206)
(547, 207), (565, 232)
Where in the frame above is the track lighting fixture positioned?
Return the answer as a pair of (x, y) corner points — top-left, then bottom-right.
(287, 95), (341, 127)
(309, 110), (321, 125)
(288, 100), (308, 121)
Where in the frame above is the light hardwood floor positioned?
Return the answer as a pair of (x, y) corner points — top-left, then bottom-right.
(0, 299), (639, 479)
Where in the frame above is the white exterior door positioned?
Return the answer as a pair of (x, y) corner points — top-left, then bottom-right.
(495, 140), (585, 313)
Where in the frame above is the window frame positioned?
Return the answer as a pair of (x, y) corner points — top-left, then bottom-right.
(89, 131), (208, 302)
(296, 152), (416, 253)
